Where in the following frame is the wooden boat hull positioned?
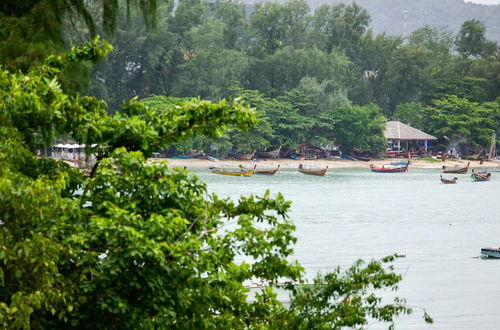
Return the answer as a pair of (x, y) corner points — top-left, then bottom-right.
(370, 167), (407, 173)
(236, 152), (255, 160)
(256, 146), (282, 159)
(471, 173), (491, 182)
(255, 169), (279, 175)
(440, 175), (457, 184)
(210, 169), (254, 176)
(443, 162), (469, 174)
(481, 248), (500, 258)
(350, 154), (371, 161)
(255, 165), (280, 175)
(242, 165), (280, 175)
(370, 162), (409, 173)
(298, 167), (328, 176)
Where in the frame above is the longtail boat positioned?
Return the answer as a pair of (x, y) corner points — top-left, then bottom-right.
(210, 165), (255, 176)
(243, 164), (280, 175)
(256, 146), (282, 159)
(442, 162), (469, 174)
(440, 175), (457, 184)
(471, 169), (491, 182)
(298, 164), (328, 176)
(350, 153), (371, 161)
(236, 151), (255, 160)
(340, 154), (357, 161)
(370, 161), (410, 173)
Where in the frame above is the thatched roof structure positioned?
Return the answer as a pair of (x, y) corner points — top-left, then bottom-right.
(384, 121), (437, 141)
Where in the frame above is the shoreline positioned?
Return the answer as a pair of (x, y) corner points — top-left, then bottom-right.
(149, 157), (500, 170)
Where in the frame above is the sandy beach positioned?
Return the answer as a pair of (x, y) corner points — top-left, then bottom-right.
(149, 157), (500, 170)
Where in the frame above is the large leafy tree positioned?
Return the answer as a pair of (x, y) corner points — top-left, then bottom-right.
(327, 104), (386, 153)
(0, 39), (434, 328)
(455, 19), (498, 58)
(425, 95), (498, 148)
(311, 3), (371, 55)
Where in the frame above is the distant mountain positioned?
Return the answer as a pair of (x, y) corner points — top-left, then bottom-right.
(248, 0), (500, 42)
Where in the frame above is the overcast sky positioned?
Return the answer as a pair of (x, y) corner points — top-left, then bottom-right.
(466, 0), (500, 4)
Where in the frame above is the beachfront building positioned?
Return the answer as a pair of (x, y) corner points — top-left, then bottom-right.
(52, 143), (97, 168)
(384, 121), (437, 151)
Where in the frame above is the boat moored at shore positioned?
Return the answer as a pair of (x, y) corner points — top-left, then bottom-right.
(443, 162), (470, 174)
(298, 164), (328, 176)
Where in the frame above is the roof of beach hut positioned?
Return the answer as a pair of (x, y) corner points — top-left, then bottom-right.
(384, 121), (437, 141)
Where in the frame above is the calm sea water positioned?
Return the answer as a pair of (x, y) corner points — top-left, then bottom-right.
(197, 167), (500, 329)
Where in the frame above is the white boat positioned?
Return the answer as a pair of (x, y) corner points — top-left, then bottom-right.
(481, 247), (500, 258)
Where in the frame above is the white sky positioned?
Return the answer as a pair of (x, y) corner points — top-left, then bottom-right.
(465, 0), (500, 4)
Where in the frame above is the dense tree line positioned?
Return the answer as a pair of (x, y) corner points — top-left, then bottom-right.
(81, 0), (500, 154)
(1, 0), (500, 154)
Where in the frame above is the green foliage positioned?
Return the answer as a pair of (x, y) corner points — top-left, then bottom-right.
(455, 19), (489, 58)
(424, 76), (490, 103)
(0, 42), (431, 328)
(311, 3), (371, 55)
(7, 0), (500, 155)
(236, 88), (312, 149)
(327, 104), (386, 153)
(409, 26), (453, 56)
(425, 95), (498, 147)
(393, 102), (427, 130)
(0, 0), (159, 93)
(77, 0), (500, 154)
(379, 44), (433, 114)
(249, 1), (310, 55)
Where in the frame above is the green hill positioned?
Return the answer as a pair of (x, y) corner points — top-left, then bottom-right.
(249, 0), (500, 41)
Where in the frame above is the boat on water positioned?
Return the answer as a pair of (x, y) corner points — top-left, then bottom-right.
(298, 164), (328, 176)
(442, 162), (470, 174)
(481, 247), (500, 258)
(209, 165), (255, 176)
(471, 169), (491, 182)
(440, 175), (458, 184)
(256, 146), (282, 159)
(370, 161), (410, 173)
(242, 164), (280, 175)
